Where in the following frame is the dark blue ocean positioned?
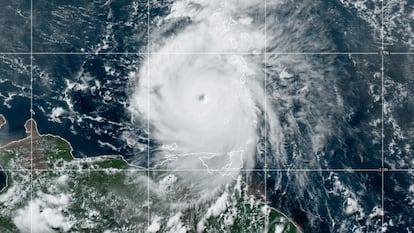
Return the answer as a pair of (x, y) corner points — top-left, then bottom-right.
(0, 0), (413, 232)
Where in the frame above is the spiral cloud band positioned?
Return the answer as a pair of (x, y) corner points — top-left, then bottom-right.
(129, 0), (266, 177)
(131, 54), (264, 172)
(126, 0), (356, 229)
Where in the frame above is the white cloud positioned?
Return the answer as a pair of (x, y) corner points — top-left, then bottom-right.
(197, 191), (229, 232)
(50, 107), (66, 123)
(148, 215), (162, 233)
(13, 191), (72, 233)
(166, 213), (186, 233)
(128, 0), (266, 194)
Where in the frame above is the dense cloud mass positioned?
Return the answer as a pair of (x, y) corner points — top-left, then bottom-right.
(129, 0), (270, 190)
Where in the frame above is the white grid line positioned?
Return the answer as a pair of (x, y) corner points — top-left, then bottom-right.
(381, 53), (385, 232)
(381, 0), (385, 231)
(264, 0), (269, 231)
(30, 0), (33, 231)
(387, 52), (414, 55)
(0, 168), (393, 172)
(147, 0), (151, 230)
(0, 52), (381, 55)
(1, 1), (412, 232)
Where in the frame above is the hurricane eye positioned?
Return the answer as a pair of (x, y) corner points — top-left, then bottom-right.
(198, 94), (208, 103)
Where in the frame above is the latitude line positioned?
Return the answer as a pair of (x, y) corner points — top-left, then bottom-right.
(1, 2), (412, 233)
(0, 52), (380, 55)
(386, 52), (414, 55)
(1, 168), (386, 172)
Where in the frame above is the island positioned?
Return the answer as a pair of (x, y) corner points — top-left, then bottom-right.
(0, 114), (5, 129)
(0, 116), (301, 233)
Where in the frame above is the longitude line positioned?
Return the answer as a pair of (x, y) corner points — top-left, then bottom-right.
(6, 1), (396, 233)
(264, 0), (268, 231)
(30, 0), (34, 232)
(380, 0), (385, 231)
(147, 0), (151, 231)
(30, 0), (33, 232)
(381, 54), (385, 232)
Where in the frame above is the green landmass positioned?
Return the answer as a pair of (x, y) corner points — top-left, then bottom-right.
(0, 118), (301, 233)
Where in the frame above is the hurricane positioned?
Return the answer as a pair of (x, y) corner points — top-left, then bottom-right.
(128, 0), (381, 231)
(129, 0), (269, 179)
(1, 0), (413, 232)
(133, 53), (264, 170)
(128, 0), (336, 170)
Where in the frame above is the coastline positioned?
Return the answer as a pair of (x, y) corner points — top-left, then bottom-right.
(0, 114), (5, 129)
(0, 115), (302, 232)
(0, 116), (133, 169)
